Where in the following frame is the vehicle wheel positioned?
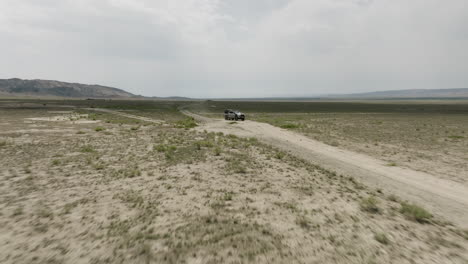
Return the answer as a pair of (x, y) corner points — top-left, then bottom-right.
(225, 116), (228, 120)
(241, 118), (245, 121)
(235, 116), (238, 121)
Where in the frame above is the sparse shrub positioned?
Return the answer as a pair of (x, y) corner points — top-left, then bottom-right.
(360, 196), (380, 214)
(36, 206), (54, 219)
(62, 202), (78, 215)
(399, 202), (432, 223)
(12, 206), (24, 217)
(296, 216), (311, 230)
(223, 191), (233, 201)
(128, 168), (141, 178)
(61, 199), (88, 215)
(34, 223), (49, 233)
(154, 144), (167, 152)
(176, 117), (197, 129)
(95, 126), (105, 132)
(51, 159), (61, 166)
(196, 140), (214, 148)
(227, 134), (238, 139)
(214, 146), (222, 156)
(275, 151), (286, 160)
(233, 164), (247, 174)
(138, 243), (153, 262)
(159, 142), (207, 165)
(374, 233), (390, 245)
(93, 163), (105, 170)
(387, 162), (397, 166)
(154, 144), (177, 159)
(154, 144), (176, 153)
(387, 194), (399, 202)
(130, 126), (140, 131)
(107, 219), (132, 237)
(275, 202), (298, 212)
(0, 140), (7, 147)
(280, 123), (300, 129)
(117, 190), (145, 208)
(80, 145), (96, 153)
(459, 230), (468, 240)
(76, 131), (85, 134)
(248, 137), (259, 144)
(155, 215), (281, 261)
(165, 151), (174, 160)
(114, 166), (141, 178)
(195, 141), (202, 150)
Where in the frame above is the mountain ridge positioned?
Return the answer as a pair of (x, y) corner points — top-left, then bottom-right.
(328, 88), (468, 98)
(2, 78), (468, 99)
(0, 78), (136, 98)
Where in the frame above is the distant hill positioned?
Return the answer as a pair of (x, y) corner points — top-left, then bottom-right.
(332, 88), (468, 99)
(0, 78), (136, 98)
(150, 96), (192, 100)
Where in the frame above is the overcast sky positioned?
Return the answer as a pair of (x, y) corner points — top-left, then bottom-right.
(0, 0), (467, 97)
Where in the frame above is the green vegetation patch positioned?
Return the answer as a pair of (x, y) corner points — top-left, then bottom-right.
(111, 165), (142, 179)
(175, 117), (197, 129)
(374, 233), (390, 245)
(155, 216), (285, 263)
(154, 144), (177, 153)
(399, 202), (432, 223)
(360, 196), (380, 214)
(279, 123), (300, 129)
(115, 190), (145, 209)
(164, 144), (207, 165)
(80, 145), (96, 153)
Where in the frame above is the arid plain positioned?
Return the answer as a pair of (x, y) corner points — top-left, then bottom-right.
(1, 99), (468, 264)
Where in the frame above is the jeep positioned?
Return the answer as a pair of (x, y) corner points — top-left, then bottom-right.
(224, 109), (245, 121)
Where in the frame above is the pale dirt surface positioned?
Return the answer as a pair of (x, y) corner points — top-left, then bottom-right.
(1, 107), (468, 264)
(25, 113), (100, 124)
(182, 110), (468, 229)
(85, 108), (165, 124)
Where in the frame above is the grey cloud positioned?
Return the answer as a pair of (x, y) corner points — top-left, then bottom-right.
(0, 0), (467, 97)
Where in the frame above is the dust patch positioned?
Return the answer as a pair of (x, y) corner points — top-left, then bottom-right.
(0, 128), (76, 134)
(25, 113), (100, 124)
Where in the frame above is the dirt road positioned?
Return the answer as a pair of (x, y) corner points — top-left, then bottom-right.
(182, 110), (468, 228)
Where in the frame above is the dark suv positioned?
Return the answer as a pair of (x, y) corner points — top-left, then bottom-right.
(224, 109), (245, 121)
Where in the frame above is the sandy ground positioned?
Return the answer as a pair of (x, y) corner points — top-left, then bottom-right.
(182, 110), (468, 228)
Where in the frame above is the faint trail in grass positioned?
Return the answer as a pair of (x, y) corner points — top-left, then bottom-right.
(84, 108), (165, 124)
